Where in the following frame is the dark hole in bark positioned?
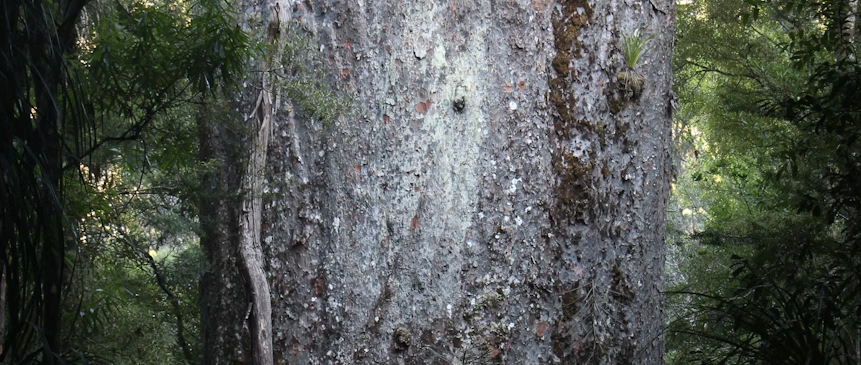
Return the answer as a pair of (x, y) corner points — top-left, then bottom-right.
(453, 97), (466, 113)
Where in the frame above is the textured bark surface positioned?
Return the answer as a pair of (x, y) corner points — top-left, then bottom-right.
(207, 0), (674, 363)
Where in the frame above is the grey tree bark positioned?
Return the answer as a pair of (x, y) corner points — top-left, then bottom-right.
(201, 0), (675, 363)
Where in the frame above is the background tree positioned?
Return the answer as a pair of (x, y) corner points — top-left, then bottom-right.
(0, 0), (247, 362)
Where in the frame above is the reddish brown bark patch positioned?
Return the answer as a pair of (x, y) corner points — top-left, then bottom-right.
(410, 215), (419, 230)
(536, 322), (550, 338)
(415, 99), (432, 114)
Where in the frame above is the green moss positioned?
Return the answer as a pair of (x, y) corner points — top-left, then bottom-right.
(382, 285), (393, 301)
(548, 0), (594, 139)
(552, 151), (594, 224)
(563, 0), (594, 26)
(552, 51), (571, 76)
(548, 2), (596, 362)
(615, 119), (629, 136)
(553, 0), (593, 58)
(549, 0), (592, 87)
(393, 326), (411, 351)
(608, 97), (623, 115)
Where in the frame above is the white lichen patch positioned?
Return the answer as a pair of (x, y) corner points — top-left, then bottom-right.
(508, 177), (521, 195)
(432, 43), (447, 69)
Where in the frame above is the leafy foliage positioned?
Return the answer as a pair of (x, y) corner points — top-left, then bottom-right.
(668, 0), (861, 363)
(1, 0), (248, 362)
(276, 30), (350, 124)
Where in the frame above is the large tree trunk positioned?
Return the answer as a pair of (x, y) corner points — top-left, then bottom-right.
(202, 0), (675, 363)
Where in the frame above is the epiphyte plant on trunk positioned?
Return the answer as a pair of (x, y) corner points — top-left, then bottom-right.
(618, 28), (653, 98)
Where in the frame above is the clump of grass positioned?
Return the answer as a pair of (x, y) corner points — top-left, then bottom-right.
(621, 28), (653, 70)
(617, 28), (653, 98)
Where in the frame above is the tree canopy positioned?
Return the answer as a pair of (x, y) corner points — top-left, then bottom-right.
(668, 0), (861, 363)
